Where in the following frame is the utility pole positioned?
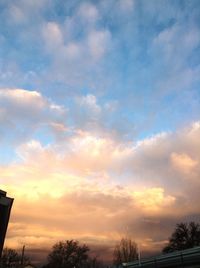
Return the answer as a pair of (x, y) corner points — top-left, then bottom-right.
(21, 245), (25, 268)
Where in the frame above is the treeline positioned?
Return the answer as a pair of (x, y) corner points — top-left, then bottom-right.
(113, 221), (200, 267)
(0, 248), (30, 268)
(0, 241), (106, 268)
(1, 221), (200, 268)
(42, 240), (106, 268)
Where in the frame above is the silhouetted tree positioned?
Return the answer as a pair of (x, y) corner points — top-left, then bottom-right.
(87, 256), (105, 268)
(0, 248), (20, 268)
(163, 222), (200, 253)
(46, 240), (90, 268)
(113, 238), (138, 267)
(0, 247), (29, 268)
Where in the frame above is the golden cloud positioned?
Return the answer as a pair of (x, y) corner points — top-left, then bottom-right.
(1, 121), (200, 262)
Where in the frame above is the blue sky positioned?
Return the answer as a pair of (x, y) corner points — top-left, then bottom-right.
(1, 0), (199, 144)
(0, 0), (200, 264)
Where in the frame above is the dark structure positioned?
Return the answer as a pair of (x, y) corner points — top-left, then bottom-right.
(122, 246), (200, 268)
(0, 190), (14, 257)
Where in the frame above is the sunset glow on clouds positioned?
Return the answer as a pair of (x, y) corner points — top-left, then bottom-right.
(0, 0), (200, 264)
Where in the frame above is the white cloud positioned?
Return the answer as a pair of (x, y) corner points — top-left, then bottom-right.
(77, 94), (101, 114)
(0, 88), (45, 106)
(150, 19), (200, 96)
(78, 2), (99, 23)
(0, 88), (65, 116)
(65, 42), (81, 59)
(16, 140), (44, 160)
(153, 23), (200, 65)
(0, 88), (67, 143)
(43, 22), (63, 52)
(88, 30), (111, 59)
(70, 94), (123, 139)
(42, 6), (111, 65)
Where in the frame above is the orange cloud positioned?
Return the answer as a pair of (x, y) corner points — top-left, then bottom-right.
(1, 121), (200, 263)
(171, 152), (198, 174)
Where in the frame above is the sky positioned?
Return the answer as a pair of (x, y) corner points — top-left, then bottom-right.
(0, 0), (200, 265)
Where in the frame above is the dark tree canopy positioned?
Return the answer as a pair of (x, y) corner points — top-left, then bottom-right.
(46, 240), (90, 268)
(0, 248), (20, 268)
(113, 238), (138, 267)
(163, 222), (200, 253)
(0, 248), (29, 268)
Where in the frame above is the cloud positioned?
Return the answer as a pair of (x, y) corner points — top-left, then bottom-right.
(44, 22), (63, 50)
(69, 94), (122, 139)
(1, 121), (199, 263)
(1, 1), (200, 264)
(0, 88), (199, 260)
(119, 0), (135, 12)
(42, 4), (111, 63)
(132, 188), (175, 214)
(36, 2), (114, 92)
(87, 30), (111, 60)
(43, 22), (82, 62)
(6, 1), (45, 24)
(151, 20), (200, 94)
(171, 152), (198, 175)
(77, 94), (101, 114)
(153, 24), (200, 62)
(0, 88), (67, 144)
(8, 4), (26, 24)
(78, 2), (99, 23)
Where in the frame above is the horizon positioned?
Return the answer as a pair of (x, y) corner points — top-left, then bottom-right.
(0, 0), (200, 266)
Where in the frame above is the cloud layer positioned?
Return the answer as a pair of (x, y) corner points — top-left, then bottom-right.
(1, 0), (200, 265)
(1, 90), (199, 262)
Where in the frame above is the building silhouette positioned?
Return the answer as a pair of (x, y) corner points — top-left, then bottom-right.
(0, 190), (14, 257)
